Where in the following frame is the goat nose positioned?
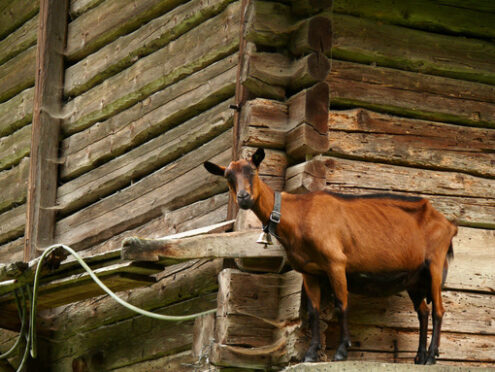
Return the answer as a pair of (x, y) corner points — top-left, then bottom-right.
(237, 190), (249, 199)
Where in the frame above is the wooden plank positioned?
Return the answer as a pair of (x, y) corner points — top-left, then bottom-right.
(0, 0), (39, 41)
(0, 46), (35, 103)
(60, 64), (236, 181)
(0, 156), (29, 213)
(0, 205), (25, 245)
(82, 192), (229, 257)
(328, 61), (495, 128)
(0, 88), (33, 138)
(325, 323), (495, 362)
(62, 2), (241, 135)
(55, 134), (233, 250)
(65, 0), (235, 97)
(328, 109), (495, 177)
(65, 0), (188, 61)
(122, 230), (285, 264)
(25, 0), (68, 259)
(0, 13), (38, 65)
(0, 124), (31, 172)
(333, 0), (495, 40)
(332, 13), (495, 86)
(0, 238), (24, 264)
(109, 351), (194, 372)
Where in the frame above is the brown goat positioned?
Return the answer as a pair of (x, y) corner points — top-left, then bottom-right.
(204, 148), (457, 364)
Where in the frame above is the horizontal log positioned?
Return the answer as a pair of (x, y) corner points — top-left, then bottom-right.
(290, 0), (332, 16)
(55, 133), (232, 250)
(325, 323), (495, 363)
(0, 156), (29, 213)
(0, 124), (31, 172)
(61, 62), (236, 181)
(285, 158), (327, 193)
(65, 0), (188, 61)
(328, 112), (495, 179)
(286, 122), (329, 159)
(333, 0), (495, 39)
(83, 192), (229, 257)
(243, 52), (330, 99)
(122, 231), (285, 264)
(328, 60), (495, 128)
(69, 0), (104, 18)
(332, 14), (495, 86)
(0, 88), (33, 138)
(42, 294), (216, 370)
(65, 0), (234, 96)
(62, 2), (240, 135)
(39, 259), (223, 337)
(110, 350), (193, 372)
(0, 237), (24, 264)
(0, 205), (25, 245)
(0, 45), (35, 103)
(290, 15), (332, 57)
(0, 0), (39, 41)
(436, 0), (495, 13)
(0, 13), (37, 65)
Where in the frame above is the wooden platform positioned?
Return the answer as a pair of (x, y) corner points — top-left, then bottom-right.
(284, 362), (495, 372)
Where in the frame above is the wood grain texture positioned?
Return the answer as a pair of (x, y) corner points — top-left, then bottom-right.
(0, 205), (25, 245)
(0, 0), (39, 41)
(0, 157), (29, 213)
(0, 46), (35, 103)
(0, 88), (33, 138)
(0, 124), (31, 172)
(332, 13), (495, 85)
(328, 60), (495, 128)
(0, 237), (24, 264)
(0, 13), (37, 65)
(65, 0), (188, 61)
(65, 0), (235, 96)
(55, 132), (232, 250)
(328, 109), (495, 177)
(62, 2), (240, 135)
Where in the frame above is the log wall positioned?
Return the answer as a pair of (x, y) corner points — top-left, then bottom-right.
(0, 0), (39, 262)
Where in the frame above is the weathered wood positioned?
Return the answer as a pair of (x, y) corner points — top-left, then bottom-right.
(328, 109), (495, 178)
(38, 259), (223, 336)
(322, 159), (495, 228)
(83, 192), (229, 257)
(62, 2), (240, 135)
(239, 98), (288, 149)
(447, 227), (495, 293)
(69, 0), (104, 18)
(243, 52), (330, 98)
(285, 158), (327, 193)
(0, 205), (25, 245)
(65, 0), (188, 61)
(0, 0), (39, 41)
(0, 124), (31, 172)
(0, 13), (37, 65)
(291, 0), (332, 16)
(328, 60), (495, 128)
(0, 46), (35, 103)
(0, 88), (33, 138)
(0, 238), (24, 264)
(65, 0), (235, 96)
(42, 294), (216, 370)
(287, 123), (330, 160)
(325, 323), (495, 362)
(332, 14), (495, 86)
(55, 135), (232, 250)
(192, 313), (215, 360)
(110, 350), (194, 372)
(333, 0), (495, 40)
(61, 66), (236, 181)
(290, 15), (332, 57)
(0, 156), (29, 213)
(122, 231), (285, 264)
(25, 0), (68, 260)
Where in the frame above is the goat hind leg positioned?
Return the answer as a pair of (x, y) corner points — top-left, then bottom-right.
(425, 263), (446, 364)
(407, 290), (429, 364)
(328, 263), (351, 361)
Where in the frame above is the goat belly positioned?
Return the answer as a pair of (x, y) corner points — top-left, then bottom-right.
(346, 267), (427, 297)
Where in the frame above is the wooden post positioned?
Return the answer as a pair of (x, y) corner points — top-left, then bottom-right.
(24, 0), (68, 260)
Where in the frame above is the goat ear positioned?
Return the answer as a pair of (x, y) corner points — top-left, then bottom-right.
(251, 148), (265, 168)
(204, 161), (226, 176)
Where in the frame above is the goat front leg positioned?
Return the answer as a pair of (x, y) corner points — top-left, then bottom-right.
(328, 263), (351, 361)
(302, 274), (321, 362)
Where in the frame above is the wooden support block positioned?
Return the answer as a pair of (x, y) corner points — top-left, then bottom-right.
(291, 0), (333, 16)
(286, 123), (330, 160)
(288, 82), (329, 134)
(290, 15), (332, 56)
(285, 158), (327, 193)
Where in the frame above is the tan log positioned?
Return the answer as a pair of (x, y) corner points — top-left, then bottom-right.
(290, 15), (332, 56)
(0, 238), (24, 264)
(0, 14), (38, 65)
(0, 124), (31, 172)
(285, 158), (327, 193)
(0, 0), (39, 41)
(0, 157), (29, 213)
(69, 0), (104, 18)
(328, 108), (495, 178)
(0, 46), (35, 103)
(65, 0), (234, 96)
(0, 205), (26, 245)
(286, 123), (330, 160)
(328, 60), (495, 128)
(290, 0), (332, 16)
(62, 2), (240, 135)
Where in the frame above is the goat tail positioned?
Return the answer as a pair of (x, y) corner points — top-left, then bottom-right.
(447, 242), (454, 262)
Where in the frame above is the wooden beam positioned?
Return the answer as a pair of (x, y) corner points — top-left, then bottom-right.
(25, 0), (68, 260)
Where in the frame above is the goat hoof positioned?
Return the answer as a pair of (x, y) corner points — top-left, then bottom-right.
(303, 345), (320, 363)
(414, 350), (427, 364)
(332, 344), (348, 361)
(424, 354), (436, 365)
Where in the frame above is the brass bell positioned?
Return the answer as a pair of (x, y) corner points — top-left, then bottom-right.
(256, 231), (273, 246)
